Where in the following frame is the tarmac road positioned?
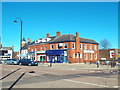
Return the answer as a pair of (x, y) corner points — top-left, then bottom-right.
(1, 63), (119, 89)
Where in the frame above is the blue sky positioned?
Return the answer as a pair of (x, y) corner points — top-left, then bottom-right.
(2, 2), (118, 51)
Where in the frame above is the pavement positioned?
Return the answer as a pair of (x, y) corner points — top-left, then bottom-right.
(38, 63), (119, 70)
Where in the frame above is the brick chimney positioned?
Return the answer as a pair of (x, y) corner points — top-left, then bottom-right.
(28, 38), (31, 43)
(56, 31), (60, 36)
(46, 33), (50, 38)
(75, 32), (80, 54)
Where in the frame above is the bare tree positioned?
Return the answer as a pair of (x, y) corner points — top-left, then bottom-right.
(100, 39), (111, 49)
(99, 39), (112, 60)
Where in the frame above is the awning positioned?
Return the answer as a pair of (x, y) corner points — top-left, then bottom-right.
(46, 50), (65, 56)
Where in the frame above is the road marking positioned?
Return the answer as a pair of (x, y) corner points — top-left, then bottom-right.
(62, 79), (108, 88)
(76, 75), (117, 80)
(112, 86), (120, 88)
(89, 71), (95, 72)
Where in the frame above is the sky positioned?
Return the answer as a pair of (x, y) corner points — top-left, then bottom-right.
(2, 2), (118, 51)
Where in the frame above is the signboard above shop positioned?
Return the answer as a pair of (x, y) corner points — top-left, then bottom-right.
(84, 50), (94, 53)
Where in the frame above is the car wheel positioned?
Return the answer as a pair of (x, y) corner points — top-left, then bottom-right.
(28, 63), (31, 66)
(19, 63), (22, 65)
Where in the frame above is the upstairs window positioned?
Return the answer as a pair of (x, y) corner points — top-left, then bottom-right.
(50, 45), (54, 50)
(94, 45), (97, 50)
(80, 44), (82, 49)
(72, 43), (75, 49)
(90, 45), (92, 50)
(84, 44), (87, 49)
(64, 43), (68, 49)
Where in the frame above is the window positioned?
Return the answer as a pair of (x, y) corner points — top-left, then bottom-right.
(90, 45), (92, 50)
(80, 44), (82, 49)
(76, 53), (79, 58)
(44, 46), (47, 51)
(35, 48), (37, 51)
(90, 53), (92, 60)
(73, 53), (75, 58)
(80, 53), (82, 58)
(94, 53), (97, 59)
(94, 45), (97, 50)
(84, 53), (87, 60)
(56, 44), (58, 49)
(64, 43), (68, 49)
(50, 45), (54, 50)
(72, 43), (75, 49)
(84, 44), (87, 49)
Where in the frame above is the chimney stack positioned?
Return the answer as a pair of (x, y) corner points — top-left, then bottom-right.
(56, 31), (60, 36)
(28, 38), (31, 43)
(76, 32), (79, 37)
(46, 33), (50, 38)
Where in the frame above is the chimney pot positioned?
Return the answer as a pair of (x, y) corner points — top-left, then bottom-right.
(56, 31), (60, 36)
(46, 33), (50, 38)
(28, 38), (31, 43)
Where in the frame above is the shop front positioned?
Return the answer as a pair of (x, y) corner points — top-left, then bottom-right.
(46, 50), (68, 63)
(36, 51), (47, 63)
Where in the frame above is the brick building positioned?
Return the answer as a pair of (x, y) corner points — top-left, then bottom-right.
(99, 49), (120, 64)
(26, 31), (99, 63)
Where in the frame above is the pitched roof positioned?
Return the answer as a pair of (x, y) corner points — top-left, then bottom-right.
(22, 34), (99, 49)
(48, 34), (99, 44)
(1, 47), (13, 50)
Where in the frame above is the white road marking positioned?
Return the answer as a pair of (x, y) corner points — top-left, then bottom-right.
(112, 86), (120, 88)
(76, 75), (117, 80)
(89, 71), (95, 72)
(62, 79), (109, 88)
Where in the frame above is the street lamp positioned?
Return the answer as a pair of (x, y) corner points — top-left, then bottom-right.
(14, 17), (23, 60)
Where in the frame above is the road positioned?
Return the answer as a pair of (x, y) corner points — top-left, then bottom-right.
(0, 64), (119, 89)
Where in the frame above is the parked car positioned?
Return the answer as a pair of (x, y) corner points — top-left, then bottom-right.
(4, 59), (19, 65)
(0, 60), (2, 64)
(19, 59), (38, 66)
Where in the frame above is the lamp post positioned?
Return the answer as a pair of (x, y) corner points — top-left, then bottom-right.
(14, 18), (22, 60)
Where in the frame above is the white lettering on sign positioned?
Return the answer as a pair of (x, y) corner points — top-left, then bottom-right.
(84, 50), (94, 53)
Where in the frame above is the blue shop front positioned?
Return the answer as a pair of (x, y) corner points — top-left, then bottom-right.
(46, 50), (68, 63)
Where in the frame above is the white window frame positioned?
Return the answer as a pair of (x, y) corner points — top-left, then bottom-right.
(94, 45), (97, 50)
(84, 44), (87, 49)
(64, 43), (68, 49)
(73, 53), (75, 58)
(50, 45), (54, 50)
(72, 43), (75, 49)
(90, 53), (92, 60)
(95, 53), (97, 59)
(80, 44), (82, 49)
(90, 45), (92, 50)
(84, 53), (88, 60)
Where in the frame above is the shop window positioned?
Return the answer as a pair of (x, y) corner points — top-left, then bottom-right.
(94, 53), (97, 59)
(80, 53), (82, 58)
(73, 53), (75, 58)
(64, 43), (68, 49)
(90, 53), (92, 60)
(80, 44), (82, 49)
(72, 43), (75, 49)
(76, 53), (79, 58)
(84, 53), (87, 60)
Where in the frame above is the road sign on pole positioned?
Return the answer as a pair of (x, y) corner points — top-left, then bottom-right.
(110, 50), (115, 58)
